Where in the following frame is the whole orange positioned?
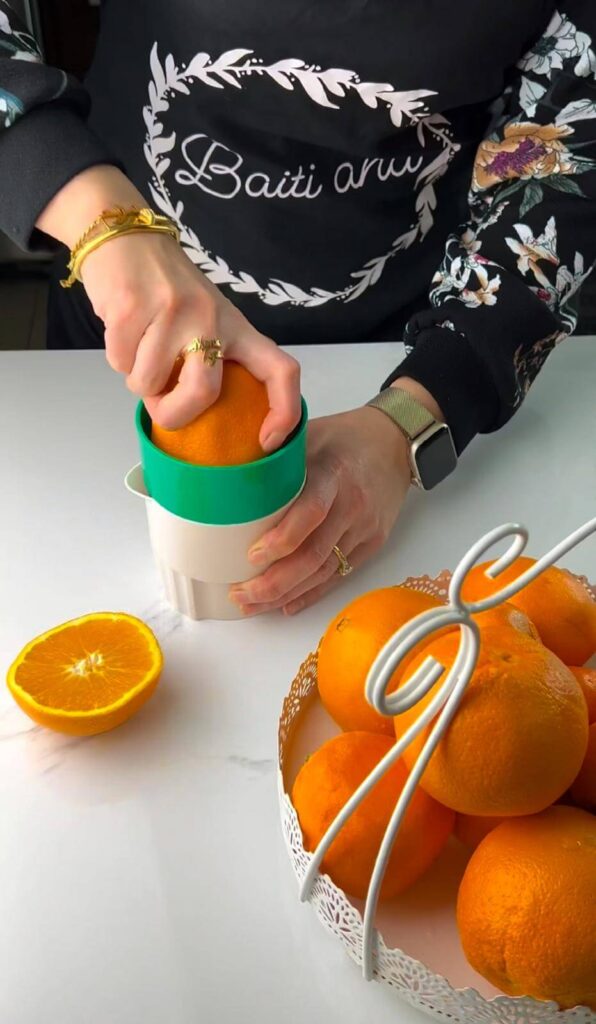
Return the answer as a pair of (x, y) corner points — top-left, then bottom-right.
(570, 666), (596, 724)
(292, 731), (454, 901)
(317, 586), (444, 736)
(462, 556), (596, 665)
(473, 602), (539, 640)
(394, 626), (589, 815)
(454, 813), (505, 849)
(151, 361), (269, 466)
(570, 723), (596, 812)
(457, 806), (596, 1010)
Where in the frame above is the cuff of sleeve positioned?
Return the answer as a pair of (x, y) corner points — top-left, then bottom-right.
(382, 326), (500, 454)
(0, 103), (121, 251)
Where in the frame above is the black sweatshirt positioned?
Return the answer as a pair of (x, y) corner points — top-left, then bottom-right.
(1, 0), (595, 451)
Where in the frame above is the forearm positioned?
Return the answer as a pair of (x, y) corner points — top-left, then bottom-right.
(36, 164), (148, 248)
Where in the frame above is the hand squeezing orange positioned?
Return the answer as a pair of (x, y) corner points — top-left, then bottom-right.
(151, 361), (270, 466)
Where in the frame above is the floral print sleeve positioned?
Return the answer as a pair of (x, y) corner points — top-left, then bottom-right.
(0, 0), (116, 248)
(392, 0), (596, 452)
(0, 1), (87, 128)
(0, 3), (41, 127)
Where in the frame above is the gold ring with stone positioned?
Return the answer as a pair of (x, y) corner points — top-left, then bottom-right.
(332, 544), (353, 577)
(182, 337), (223, 367)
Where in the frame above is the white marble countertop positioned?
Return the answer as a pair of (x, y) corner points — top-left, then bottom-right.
(0, 340), (595, 1024)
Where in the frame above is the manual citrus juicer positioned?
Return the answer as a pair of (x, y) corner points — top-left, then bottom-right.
(125, 397), (308, 620)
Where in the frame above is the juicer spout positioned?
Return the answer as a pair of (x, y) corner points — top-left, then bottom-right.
(124, 463), (149, 499)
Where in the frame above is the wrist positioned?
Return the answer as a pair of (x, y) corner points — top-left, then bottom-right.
(352, 406), (411, 477)
(366, 380), (458, 490)
(389, 376), (445, 422)
(36, 165), (147, 249)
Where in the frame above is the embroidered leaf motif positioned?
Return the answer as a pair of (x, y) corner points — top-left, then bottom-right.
(416, 183), (437, 237)
(270, 280), (313, 302)
(356, 81), (393, 109)
(415, 147), (451, 187)
(292, 69), (339, 109)
(269, 59), (305, 72)
(386, 89), (437, 128)
(149, 43), (166, 95)
(151, 132), (176, 155)
(261, 290), (294, 306)
(198, 74), (225, 90)
(392, 227), (420, 249)
(303, 294), (335, 306)
(185, 52), (210, 77)
(267, 70), (294, 90)
(212, 49), (253, 67)
(148, 80), (168, 113)
(368, 259), (388, 286)
(230, 272), (260, 293)
(213, 69), (243, 89)
(318, 68), (354, 97)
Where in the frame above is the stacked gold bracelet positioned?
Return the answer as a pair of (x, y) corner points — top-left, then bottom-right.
(60, 206), (180, 288)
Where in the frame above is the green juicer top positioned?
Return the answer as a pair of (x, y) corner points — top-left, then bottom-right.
(135, 398), (308, 526)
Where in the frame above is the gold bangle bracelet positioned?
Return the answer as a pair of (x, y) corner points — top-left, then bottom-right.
(60, 206), (180, 288)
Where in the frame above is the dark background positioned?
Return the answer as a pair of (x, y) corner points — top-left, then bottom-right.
(39, 0), (99, 78)
(1, 0), (594, 350)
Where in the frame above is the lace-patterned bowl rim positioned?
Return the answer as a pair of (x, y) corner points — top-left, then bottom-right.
(277, 570), (596, 1024)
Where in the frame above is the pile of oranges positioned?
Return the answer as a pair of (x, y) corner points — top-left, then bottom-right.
(292, 558), (596, 1011)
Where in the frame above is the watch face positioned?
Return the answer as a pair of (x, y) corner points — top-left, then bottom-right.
(413, 425), (457, 489)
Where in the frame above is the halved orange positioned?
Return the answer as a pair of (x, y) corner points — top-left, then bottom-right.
(7, 613), (163, 736)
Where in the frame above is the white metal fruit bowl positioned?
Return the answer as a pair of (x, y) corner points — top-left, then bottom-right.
(277, 520), (596, 1024)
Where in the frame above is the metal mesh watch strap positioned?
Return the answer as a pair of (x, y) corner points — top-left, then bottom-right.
(366, 387), (436, 441)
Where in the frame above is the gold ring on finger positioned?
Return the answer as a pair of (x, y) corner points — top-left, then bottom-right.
(332, 544), (353, 577)
(181, 337), (224, 367)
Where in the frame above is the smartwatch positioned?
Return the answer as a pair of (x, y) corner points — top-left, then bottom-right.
(366, 387), (457, 490)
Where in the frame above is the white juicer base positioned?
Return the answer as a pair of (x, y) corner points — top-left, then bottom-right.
(125, 463), (305, 620)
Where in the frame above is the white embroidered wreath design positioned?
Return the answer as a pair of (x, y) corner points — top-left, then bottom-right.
(143, 45), (460, 307)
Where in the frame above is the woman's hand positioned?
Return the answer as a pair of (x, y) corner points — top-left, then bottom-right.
(37, 165), (301, 443)
(79, 230), (301, 444)
(230, 405), (412, 616)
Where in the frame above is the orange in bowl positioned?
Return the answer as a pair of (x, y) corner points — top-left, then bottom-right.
(472, 601), (539, 640)
(457, 805), (596, 1010)
(317, 586), (444, 736)
(292, 731), (454, 901)
(394, 626), (589, 815)
(570, 666), (596, 723)
(7, 613), (163, 736)
(462, 556), (596, 665)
